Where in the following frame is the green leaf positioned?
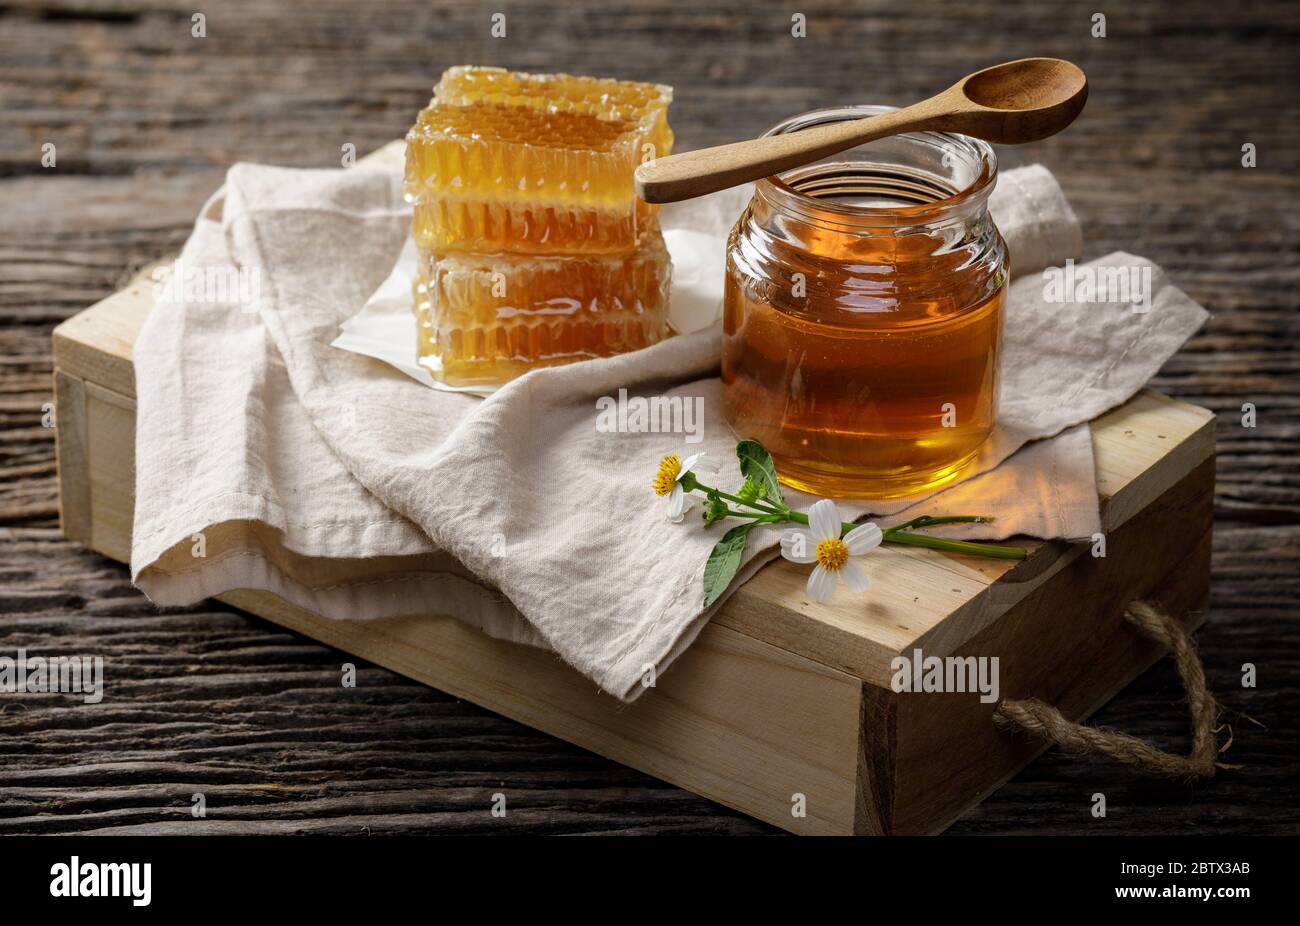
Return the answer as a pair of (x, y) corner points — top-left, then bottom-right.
(736, 439), (784, 507)
(702, 522), (754, 608)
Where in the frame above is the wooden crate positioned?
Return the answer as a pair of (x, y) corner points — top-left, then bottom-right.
(51, 223), (1215, 838)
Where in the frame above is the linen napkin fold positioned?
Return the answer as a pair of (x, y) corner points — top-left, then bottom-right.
(132, 158), (1207, 701)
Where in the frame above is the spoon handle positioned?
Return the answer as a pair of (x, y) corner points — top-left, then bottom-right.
(635, 98), (952, 204)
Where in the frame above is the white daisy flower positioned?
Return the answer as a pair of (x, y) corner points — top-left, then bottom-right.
(779, 499), (882, 603)
(651, 451), (712, 523)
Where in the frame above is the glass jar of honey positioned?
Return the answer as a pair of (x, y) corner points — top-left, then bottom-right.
(722, 106), (1007, 499)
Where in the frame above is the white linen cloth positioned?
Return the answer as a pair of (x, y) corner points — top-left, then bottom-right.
(131, 149), (1208, 700)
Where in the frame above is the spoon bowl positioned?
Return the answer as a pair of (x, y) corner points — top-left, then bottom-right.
(953, 57), (1088, 142)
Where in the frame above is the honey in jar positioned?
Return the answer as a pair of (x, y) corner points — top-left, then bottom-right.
(722, 106), (1007, 499)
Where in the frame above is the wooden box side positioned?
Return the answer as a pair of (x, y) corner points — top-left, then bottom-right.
(228, 589), (866, 836)
(857, 456), (1215, 835)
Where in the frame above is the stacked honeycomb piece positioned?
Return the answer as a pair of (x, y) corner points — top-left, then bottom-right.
(405, 67), (675, 386)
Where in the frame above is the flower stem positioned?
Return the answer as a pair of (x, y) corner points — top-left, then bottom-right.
(687, 471), (1025, 561)
(691, 481), (786, 516)
(724, 509), (781, 521)
(889, 515), (992, 531)
(883, 531), (1027, 560)
(774, 511), (1026, 560)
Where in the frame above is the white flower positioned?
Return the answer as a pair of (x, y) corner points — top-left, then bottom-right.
(651, 451), (713, 523)
(779, 499), (882, 603)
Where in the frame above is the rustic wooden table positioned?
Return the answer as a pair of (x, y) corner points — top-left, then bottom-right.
(1, 0), (1296, 835)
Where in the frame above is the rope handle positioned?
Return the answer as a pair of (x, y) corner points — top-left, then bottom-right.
(994, 601), (1226, 780)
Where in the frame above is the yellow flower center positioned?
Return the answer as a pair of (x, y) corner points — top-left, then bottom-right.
(652, 454), (682, 496)
(816, 537), (849, 570)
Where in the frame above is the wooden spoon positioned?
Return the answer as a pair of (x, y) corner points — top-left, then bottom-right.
(634, 57), (1087, 204)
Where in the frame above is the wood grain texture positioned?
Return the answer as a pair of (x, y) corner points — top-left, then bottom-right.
(2, 0), (1298, 835)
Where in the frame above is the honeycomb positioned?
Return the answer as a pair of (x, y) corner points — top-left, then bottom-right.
(433, 66), (674, 160)
(414, 223), (671, 387)
(410, 197), (657, 257)
(405, 67), (675, 385)
(405, 102), (656, 254)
